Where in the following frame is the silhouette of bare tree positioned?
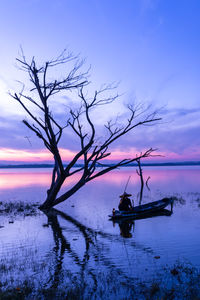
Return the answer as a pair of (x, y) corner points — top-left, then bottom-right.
(11, 50), (161, 209)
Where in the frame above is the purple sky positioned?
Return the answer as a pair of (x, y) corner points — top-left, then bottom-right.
(0, 0), (200, 163)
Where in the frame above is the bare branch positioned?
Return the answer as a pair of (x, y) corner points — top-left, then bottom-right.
(10, 92), (46, 130)
(87, 148), (156, 182)
(23, 120), (51, 151)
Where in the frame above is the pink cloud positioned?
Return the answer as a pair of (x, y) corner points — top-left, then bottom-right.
(0, 148), (53, 161)
(0, 148), (76, 162)
(0, 147), (199, 163)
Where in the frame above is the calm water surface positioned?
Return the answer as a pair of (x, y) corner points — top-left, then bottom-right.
(0, 166), (200, 294)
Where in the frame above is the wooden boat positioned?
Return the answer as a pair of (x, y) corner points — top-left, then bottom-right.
(109, 197), (174, 220)
(111, 208), (173, 223)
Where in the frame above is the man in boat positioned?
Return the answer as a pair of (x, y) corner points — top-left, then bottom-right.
(118, 192), (134, 211)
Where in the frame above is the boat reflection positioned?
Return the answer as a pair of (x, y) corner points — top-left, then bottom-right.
(118, 220), (135, 238)
(112, 209), (173, 238)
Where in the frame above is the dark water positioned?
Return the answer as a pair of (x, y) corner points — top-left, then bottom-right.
(0, 167), (200, 296)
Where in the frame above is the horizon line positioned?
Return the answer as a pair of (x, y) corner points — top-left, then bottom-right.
(0, 161), (200, 169)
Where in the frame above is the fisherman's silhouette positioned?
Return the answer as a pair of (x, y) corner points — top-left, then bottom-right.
(118, 192), (133, 211)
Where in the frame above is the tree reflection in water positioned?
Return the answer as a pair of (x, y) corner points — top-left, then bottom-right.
(42, 208), (173, 296)
(0, 207), (175, 299)
(45, 209), (98, 292)
(43, 208), (158, 292)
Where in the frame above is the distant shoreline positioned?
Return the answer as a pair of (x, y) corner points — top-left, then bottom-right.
(0, 161), (200, 169)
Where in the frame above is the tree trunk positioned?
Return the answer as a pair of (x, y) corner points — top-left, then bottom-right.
(39, 175), (65, 210)
(52, 179), (86, 207)
(39, 176), (86, 210)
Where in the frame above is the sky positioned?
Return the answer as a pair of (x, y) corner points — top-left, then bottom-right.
(0, 0), (200, 163)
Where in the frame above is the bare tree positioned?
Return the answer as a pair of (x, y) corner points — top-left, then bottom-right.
(10, 50), (161, 210)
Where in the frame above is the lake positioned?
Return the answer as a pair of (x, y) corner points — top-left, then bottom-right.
(0, 166), (200, 298)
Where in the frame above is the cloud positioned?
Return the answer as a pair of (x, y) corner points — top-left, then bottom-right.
(1, 70), (200, 164)
(160, 107), (200, 117)
(0, 79), (26, 119)
(0, 147), (77, 162)
(159, 107), (200, 131)
(112, 121), (200, 160)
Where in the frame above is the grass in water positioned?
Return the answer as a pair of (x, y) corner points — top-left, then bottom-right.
(0, 201), (40, 217)
(0, 263), (199, 299)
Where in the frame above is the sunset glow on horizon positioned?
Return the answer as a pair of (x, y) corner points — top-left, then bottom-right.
(0, 147), (199, 163)
(0, 167), (200, 191)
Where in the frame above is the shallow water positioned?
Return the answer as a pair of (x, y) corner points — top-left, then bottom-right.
(0, 166), (200, 296)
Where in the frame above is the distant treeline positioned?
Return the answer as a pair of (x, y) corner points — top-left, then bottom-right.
(0, 161), (200, 169)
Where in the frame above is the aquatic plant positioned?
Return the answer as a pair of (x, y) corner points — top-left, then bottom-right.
(0, 201), (39, 216)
